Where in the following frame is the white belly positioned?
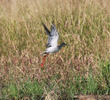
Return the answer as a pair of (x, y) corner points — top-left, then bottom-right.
(46, 47), (59, 53)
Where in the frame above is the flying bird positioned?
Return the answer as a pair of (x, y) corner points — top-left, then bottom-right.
(41, 23), (66, 67)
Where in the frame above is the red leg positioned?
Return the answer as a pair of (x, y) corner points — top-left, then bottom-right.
(41, 54), (48, 68)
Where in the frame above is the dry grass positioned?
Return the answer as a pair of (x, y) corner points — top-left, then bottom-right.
(0, 0), (110, 99)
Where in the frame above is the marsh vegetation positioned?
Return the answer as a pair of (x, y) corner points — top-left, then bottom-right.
(0, 0), (110, 99)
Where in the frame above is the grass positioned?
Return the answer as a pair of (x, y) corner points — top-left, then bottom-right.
(1, 80), (43, 99)
(0, 0), (110, 99)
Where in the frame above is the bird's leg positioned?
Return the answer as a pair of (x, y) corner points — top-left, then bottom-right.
(41, 54), (49, 68)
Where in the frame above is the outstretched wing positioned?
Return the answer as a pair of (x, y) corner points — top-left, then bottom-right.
(42, 23), (51, 36)
(47, 24), (59, 47)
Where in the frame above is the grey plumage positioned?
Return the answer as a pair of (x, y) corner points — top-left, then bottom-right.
(42, 23), (66, 54)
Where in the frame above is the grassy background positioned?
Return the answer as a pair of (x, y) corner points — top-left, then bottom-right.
(0, 0), (110, 99)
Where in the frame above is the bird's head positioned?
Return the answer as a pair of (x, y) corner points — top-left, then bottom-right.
(61, 42), (67, 47)
(58, 42), (67, 50)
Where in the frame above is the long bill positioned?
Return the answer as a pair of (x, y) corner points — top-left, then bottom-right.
(41, 54), (49, 68)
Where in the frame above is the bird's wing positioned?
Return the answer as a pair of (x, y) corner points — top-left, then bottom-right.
(47, 24), (59, 47)
(42, 23), (51, 36)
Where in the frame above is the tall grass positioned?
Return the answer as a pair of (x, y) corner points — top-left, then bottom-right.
(0, 0), (110, 99)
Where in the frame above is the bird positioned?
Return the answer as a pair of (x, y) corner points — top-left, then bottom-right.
(41, 23), (66, 68)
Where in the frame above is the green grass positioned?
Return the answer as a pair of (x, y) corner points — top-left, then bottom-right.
(0, 0), (110, 99)
(1, 80), (43, 99)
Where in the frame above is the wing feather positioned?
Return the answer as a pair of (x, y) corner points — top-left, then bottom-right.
(42, 23), (51, 36)
(42, 23), (59, 48)
(47, 24), (59, 47)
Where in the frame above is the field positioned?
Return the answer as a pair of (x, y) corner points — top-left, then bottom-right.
(0, 0), (110, 99)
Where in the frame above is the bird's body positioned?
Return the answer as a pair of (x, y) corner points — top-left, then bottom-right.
(45, 46), (59, 54)
(41, 23), (66, 67)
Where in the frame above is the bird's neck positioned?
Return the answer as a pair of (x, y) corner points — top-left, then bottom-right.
(58, 43), (64, 50)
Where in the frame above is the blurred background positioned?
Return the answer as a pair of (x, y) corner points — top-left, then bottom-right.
(0, 0), (110, 99)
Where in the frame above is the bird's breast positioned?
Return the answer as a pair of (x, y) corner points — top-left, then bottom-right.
(46, 47), (59, 53)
